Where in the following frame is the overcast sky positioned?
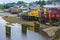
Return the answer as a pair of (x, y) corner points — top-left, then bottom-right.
(0, 0), (40, 4)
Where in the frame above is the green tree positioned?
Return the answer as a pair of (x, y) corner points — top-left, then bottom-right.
(47, 1), (52, 4)
(17, 1), (27, 7)
(35, 1), (41, 5)
(7, 2), (16, 7)
(17, 1), (24, 5)
(3, 4), (9, 9)
(0, 4), (4, 9)
(40, 0), (46, 6)
(3, 2), (16, 9)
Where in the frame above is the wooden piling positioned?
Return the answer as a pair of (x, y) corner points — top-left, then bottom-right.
(6, 25), (11, 37)
(21, 24), (27, 34)
(34, 22), (40, 32)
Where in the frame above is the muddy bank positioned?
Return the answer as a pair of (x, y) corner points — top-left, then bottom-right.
(3, 16), (36, 26)
(42, 26), (60, 40)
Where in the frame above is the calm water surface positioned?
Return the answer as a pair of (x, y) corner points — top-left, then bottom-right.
(0, 24), (49, 40)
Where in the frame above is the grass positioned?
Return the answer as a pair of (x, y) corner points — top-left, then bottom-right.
(3, 17), (20, 24)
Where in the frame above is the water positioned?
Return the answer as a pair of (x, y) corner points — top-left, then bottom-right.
(0, 23), (48, 40)
(0, 25), (6, 40)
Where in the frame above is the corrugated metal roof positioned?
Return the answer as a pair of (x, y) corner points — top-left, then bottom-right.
(43, 5), (60, 8)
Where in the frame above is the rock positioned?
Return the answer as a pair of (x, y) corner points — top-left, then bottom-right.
(43, 27), (60, 37)
(46, 23), (50, 25)
(55, 29), (60, 37)
(53, 29), (60, 40)
(4, 16), (8, 18)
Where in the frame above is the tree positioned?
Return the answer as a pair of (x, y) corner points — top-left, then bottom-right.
(36, 1), (41, 5)
(0, 4), (4, 9)
(54, 0), (60, 2)
(7, 2), (16, 7)
(17, 1), (24, 5)
(3, 2), (16, 9)
(3, 4), (9, 9)
(40, 0), (46, 6)
(47, 1), (52, 4)
(17, 1), (27, 7)
(29, 2), (34, 6)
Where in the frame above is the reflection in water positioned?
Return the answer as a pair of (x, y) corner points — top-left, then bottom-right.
(28, 23), (50, 39)
(6, 26), (11, 37)
(11, 24), (21, 40)
(28, 25), (34, 31)
(34, 22), (40, 32)
(22, 24), (27, 35)
(0, 23), (49, 40)
(0, 24), (6, 40)
(27, 30), (47, 40)
(28, 23), (40, 32)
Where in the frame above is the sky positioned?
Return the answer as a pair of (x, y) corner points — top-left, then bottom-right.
(0, 0), (39, 4)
